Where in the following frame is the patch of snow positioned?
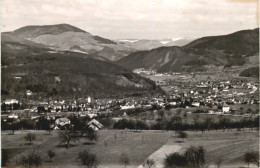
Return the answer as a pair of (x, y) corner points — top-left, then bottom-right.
(160, 40), (170, 44)
(172, 37), (183, 41)
(119, 39), (139, 43)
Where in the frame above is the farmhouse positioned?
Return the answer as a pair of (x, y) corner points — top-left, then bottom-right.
(26, 90), (33, 96)
(4, 99), (19, 105)
(88, 119), (103, 130)
(8, 114), (19, 119)
(222, 103), (230, 113)
(55, 118), (71, 126)
(191, 102), (200, 107)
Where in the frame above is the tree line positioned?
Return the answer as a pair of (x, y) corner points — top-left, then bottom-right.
(113, 116), (259, 132)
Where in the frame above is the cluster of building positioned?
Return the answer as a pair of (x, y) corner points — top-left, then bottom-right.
(2, 77), (259, 130)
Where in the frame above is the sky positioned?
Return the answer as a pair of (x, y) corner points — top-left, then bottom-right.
(1, 0), (259, 39)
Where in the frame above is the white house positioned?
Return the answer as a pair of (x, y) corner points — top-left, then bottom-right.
(4, 99), (19, 105)
(26, 90), (33, 96)
(222, 103), (230, 113)
(169, 102), (177, 106)
(88, 119), (103, 130)
(122, 112), (128, 117)
(87, 96), (92, 103)
(120, 104), (135, 110)
(8, 114), (19, 119)
(87, 113), (97, 119)
(192, 102), (200, 107)
(55, 118), (71, 126)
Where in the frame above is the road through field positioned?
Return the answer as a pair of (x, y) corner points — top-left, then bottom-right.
(138, 144), (182, 168)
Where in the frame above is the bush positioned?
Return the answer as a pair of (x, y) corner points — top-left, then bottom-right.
(21, 151), (41, 168)
(24, 133), (36, 145)
(164, 152), (187, 168)
(1, 149), (8, 167)
(184, 146), (206, 168)
(177, 131), (188, 141)
(243, 151), (259, 167)
(78, 150), (98, 168)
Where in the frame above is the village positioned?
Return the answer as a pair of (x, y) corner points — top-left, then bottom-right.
(1, 75), (259, 132)
(1, 76), (259, 168)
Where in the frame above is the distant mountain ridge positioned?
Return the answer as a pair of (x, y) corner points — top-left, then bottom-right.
(2, 24), (133, 61)
(117, 28), (259, 72)
(11, 24), (86, 38)
(2, 24), (196, 61)
(116, 38), (196, 50)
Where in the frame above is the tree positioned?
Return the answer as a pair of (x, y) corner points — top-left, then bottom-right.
(204, 117), (213, 130)
(120, 153), (130, 168)
(215, 158), (223, 168)
(59, 131), (77, 148)
(177, 131), (188, 142)
(2, 149), (8, 167)
(243, 151), (259, 168)
(9, 118), (19, 135)
(184, 146), (206, 168)
(86, 128), (98, 144)
(104, 140), (107, 148)
(219, 118), (230, 132)
(78, 150), (98, 168)
(158, 110), (164, 120)
(143, 158), (156, 168)
(24, 133), (36, 145)
(114, 134), (117, 143)
(193, 114), (200, 125)
(235, 132), (239, 139)
(164, 152), (187, 168)
(21, 151), (42, 168)
(1, 103), (7, 112)
(47, 150), (55, 162)
(142, 135), (145, 144)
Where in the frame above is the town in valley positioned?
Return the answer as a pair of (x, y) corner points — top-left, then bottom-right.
(1, 0), (259, 168)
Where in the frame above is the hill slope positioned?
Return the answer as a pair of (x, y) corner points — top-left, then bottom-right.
(3, 24), (134, 61)
(1, 40), (163, 99)
(116, 28), (259, 72)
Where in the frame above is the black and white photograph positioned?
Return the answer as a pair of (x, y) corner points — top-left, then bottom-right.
(1, 0), (259, 167)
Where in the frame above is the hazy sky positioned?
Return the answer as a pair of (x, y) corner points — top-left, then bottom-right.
(1, 0), (259, 39)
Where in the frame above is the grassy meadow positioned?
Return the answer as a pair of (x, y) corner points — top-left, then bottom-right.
(2, 129), (259, 168)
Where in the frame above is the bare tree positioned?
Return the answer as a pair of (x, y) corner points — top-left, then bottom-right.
(120, 153), (130, 168)
(104, 140), (107, 148)
(215, 158), (223, 168)
(47, 150), (55, 162)
(114, 134), (117, 143)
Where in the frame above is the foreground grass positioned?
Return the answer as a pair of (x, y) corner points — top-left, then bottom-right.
(2, 129), (259, 168)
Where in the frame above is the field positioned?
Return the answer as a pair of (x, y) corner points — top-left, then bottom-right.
(2, 129), (259, 168)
